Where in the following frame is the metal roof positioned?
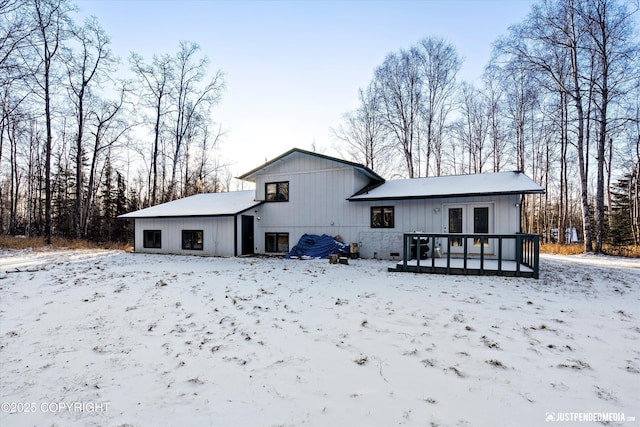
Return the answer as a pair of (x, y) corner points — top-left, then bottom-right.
(118, 191), (261, 219)
(348, 171), (545, 201)
(237, 147), (384, 183)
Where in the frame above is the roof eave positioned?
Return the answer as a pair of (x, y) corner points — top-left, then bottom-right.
(237, 147), (384, 182)
(348, 189), (545, 202)
(117, 201), (264, 220)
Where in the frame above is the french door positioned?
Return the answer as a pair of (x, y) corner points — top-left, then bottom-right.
(444, 204), (494, 254)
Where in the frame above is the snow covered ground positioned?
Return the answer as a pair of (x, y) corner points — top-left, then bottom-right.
(0, 249), (638, 427)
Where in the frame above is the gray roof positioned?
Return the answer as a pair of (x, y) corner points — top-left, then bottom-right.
(118, 191), (261, 218)
(349, 171), (544, 201)
(237, 147), (384, 183)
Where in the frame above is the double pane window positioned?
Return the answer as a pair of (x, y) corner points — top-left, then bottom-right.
(265, 233), (289, 252)
(371, 206), (394, 228)
(266, 182), (289, 202)
(182, 230), (203, 250)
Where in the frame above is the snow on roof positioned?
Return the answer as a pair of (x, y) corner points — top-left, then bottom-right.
(118, 191), (261, 218)
(237, 147), (384, 183)
(349, 171), (544, 201)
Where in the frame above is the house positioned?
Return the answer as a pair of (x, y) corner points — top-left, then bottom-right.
(119, 148), (544, 276)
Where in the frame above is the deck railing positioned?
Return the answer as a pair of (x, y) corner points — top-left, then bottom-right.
(397, 232), (540, 279)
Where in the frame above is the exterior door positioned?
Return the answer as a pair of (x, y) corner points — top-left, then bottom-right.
(444, 205), (465, 253)
(444, 204), (493, 254)
(241, 215), (254, 255)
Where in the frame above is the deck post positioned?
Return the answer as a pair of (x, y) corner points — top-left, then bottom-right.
(480, 236), (485, 275)
(415, 235), (421, 271)
(446, 238), (451, 275)
(533, 235), (540, 279)
(431, 236), (436, 270)
(463, 238), (467, 274)
(515, 234), (522, 275)
(403, 233), (409, 270)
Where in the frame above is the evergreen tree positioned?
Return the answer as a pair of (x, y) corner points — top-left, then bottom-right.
(609, 174), (635, 246)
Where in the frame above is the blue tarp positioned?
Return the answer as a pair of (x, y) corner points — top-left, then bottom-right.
(285, 234), (350, 259)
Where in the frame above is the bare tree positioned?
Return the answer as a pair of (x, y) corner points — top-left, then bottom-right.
(332, 82), (391, 176)
(415, 37), (461, 176)
(166, 41), (224, 201)
(189, 122), (226, 195)
(130, 51), (173, 206)
(65, 16), (116, 238)
(482, 65), (508, 172)
(81, 84), (130, 237)
(457, 82), (490, 174)
(374, 49), (422, 178)
(25, 0), (73, 243)
(581, 0), (639, 251)
(496, 0), (595, 252)
(0, 0), (32, 81)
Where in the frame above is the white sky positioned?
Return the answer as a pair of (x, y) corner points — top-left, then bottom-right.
(76, 0), (535, 181)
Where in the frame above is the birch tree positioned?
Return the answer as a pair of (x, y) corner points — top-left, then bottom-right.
(130, 51), (173, 206)
(496, 0), (594, 251)
(65, 16), (116, 238)
(581, 0), (639, 251)
(332, 82), (391, 175)
(374, 48), (422, 178)
(26, 0), (73, 243)
(166, 41), (224, 201)
(415, 37), (461, 176)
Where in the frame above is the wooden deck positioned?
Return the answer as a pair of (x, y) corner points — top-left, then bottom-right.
(389, 233), (540, 279)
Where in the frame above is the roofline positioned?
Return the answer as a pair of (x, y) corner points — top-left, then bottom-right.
(236, 147), (385, 182)
(119, 214), (236, 219)
(348, 189), (545, 202)
(117, 201), (264, 219)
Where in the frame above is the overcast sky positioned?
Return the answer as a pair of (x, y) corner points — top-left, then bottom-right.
(76, 0), (535, 181)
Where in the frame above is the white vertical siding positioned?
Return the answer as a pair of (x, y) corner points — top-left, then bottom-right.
(252, 151), (376, 254)
(130, 151), (526, 260)
(255, 175), (522, 260)
(134, 217), (235, 256)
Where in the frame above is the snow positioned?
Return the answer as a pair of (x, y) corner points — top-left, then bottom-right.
(1, 249), (638, 426)
(118, 190), (260, 218)
(349, 171), (544, 200)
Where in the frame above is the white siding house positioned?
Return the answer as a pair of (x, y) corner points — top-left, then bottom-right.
(119, 148), (544, 262)
(119, 191), (261, 257)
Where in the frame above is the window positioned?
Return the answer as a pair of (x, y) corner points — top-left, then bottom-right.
(371, 206), (394, 228)
(143, 230), (161, 248)
(182, 230), (203, 250)
(473, 207), (489, 247)
(265, 181), (289, 202)
(265, 232), (289, 253)
(448, 207), (463, 247)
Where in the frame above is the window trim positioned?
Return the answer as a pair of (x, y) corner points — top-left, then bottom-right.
(143, 230), (162, 248)
(182, 230), (204, 251)
(370, 206), (395, 228)
(265, 181), (289, 202)
(265, 232), (289, 253)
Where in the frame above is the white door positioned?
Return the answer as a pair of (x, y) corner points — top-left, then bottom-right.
(444, 204), (494, 254)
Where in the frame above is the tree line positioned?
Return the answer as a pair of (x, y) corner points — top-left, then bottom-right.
(333, 0), (640, 252)
(1, 0), (639, 252)
(0, 0), (227, 243)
